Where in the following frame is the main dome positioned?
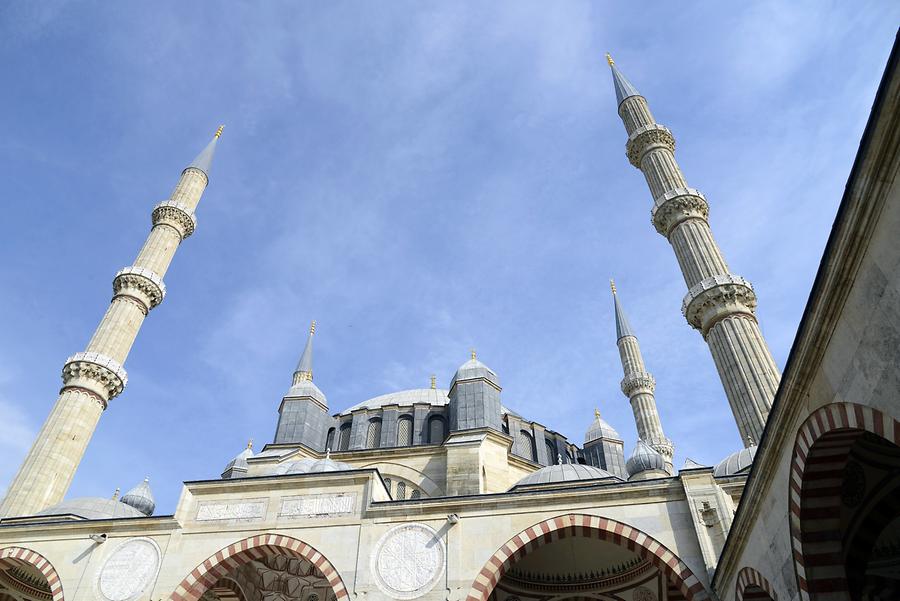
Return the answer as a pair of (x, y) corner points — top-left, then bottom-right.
(36, 497), (146, 520)
(338, 388), (518, 417)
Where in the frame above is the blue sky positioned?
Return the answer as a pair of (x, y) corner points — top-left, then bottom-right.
(0, 2), (897, 514)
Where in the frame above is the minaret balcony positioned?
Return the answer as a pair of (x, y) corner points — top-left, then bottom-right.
(682, 274), (758, 336)
(625, 124), (675, 168)
(61, 351), (128, 404)
(152, 200), (197, 240)
(112, 266), (166, 311)
(620, 372), (656, 396)
(651, 187), (709, 237)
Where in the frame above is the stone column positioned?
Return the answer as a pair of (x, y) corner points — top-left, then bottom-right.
(0, 130), (220, 518)
(609, 58), (780, 445)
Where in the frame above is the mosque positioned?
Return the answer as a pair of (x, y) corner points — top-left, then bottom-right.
(0, 36), (898, 601)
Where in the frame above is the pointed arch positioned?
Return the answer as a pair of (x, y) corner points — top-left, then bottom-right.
(736, 566), (777, 601)
(0, 546), (64, 601)
(789, 402), (900, 600)
(465, 513), (708, 601)
(169, 533), (348, 601)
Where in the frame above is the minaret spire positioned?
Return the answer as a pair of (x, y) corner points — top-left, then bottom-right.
(1, 130), (220, 518)
(188, 125), (224, 177)
(607, 59), (780, 446)
(293, 320), (316, 383)
(609, 282), (674, 472)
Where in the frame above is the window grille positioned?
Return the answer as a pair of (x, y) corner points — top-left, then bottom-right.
(398, 416), (413, 446)
(366, 419), (382, 449)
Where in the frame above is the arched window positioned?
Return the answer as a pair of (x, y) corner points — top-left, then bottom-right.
(366, 418), (382, 449)
(396, 481), (407, 499)
(410, 489), (421, 500)
(516, 430), (537, 462)
(325, 427), (336, 451)
(427, 415), (447, 444)
(398, 416), (413, 446)
(545, 439), (557, 465)
(338, 423), (351, 451)
(383, 478), (392, 494)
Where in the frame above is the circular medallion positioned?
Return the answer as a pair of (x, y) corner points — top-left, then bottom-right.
(97, 537), (161, 601)
(372, 523), (445, 599)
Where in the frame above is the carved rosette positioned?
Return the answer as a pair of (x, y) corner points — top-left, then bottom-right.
(682, 274), (758, 336)
(152, 201), (196, 240)
(626, 124), (675, 168)
(112, 266), (166, 311)
(61, 351), (128, 404)
(651, 187), (709, 237)
(621, 372), (656, 397)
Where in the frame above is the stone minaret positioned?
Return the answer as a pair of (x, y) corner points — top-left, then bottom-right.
(274, 321), (331, 449)
(0, 128), (223, 518)
(607, 55), (780, 445)
(610, 280), (674, 472)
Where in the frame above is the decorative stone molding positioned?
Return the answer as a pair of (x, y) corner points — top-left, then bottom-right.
(646, 435), (675, 461)
(682, 274), (757, 336)
(620, 371), (656, 396)
(626, 124), (675, 168)
(152, 200), (196, 240)
(61, 351), (128, 402)
(372, 523), (445, 599)
(113, 266), (166, 309)
(651, 187), (709, 237)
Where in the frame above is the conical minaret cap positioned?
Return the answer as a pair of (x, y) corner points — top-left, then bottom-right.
(187, 125), (224, 178)
(294, 321), (315, 381)
(285, 321), (327, 406)
(120, 477), (155, 516)
(610, 280), (636, 340)
(606, 54), (641, 107)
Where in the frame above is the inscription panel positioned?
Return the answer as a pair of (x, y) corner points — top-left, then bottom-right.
(97, 537), (161, 601)
(196, 499), (267, 521)
(280, 493), (357, 518)
(372, 523), (445, 599)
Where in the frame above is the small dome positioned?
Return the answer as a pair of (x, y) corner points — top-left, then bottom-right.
(266, 456), (353, 476)
(512, 463), (617, 488)
(284, 379), (327, 406)
(585, 410), (621, 443)
(626, 440), (666, 477)
(120, 478), (155, 516)
(714, 445), (757, 477)
(283, 458), (317, 474)
(223, 444), (254, 475)
(36, 497), (145, 520)
(451, 354), (500, 388)
(308, 457), (353, 473)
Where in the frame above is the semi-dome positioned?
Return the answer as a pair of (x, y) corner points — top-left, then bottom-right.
(120, 478), (155, 516)
(714, 445), (757, 477)
(626, 440), (666, 477)
(36, 497), (146, 520)
(585, 409), (621, 443)
(512, 463), (618, 488)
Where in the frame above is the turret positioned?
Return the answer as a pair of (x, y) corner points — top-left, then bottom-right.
(274, 321), (331, 449)
(583, 409), (627, 479)
(606, 54), (780, 445)
(1, 127), (224, 518)
(448, 350), (503, 432)
(611, 280), (674, 472)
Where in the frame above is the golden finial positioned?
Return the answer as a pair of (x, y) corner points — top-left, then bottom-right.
(470, 348), (477, 360)
(610, 279), (617, 294)
(247, 438), (253, 450)
(606, 53), (614, 66)
(310, 320), (316, 335)
(595, 408), (601, 419)
(430, 374), (436, 389)
(112, 487), (120, 500)
(214, 125), (225, 139)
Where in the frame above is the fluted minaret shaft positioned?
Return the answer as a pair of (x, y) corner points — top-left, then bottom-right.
(0, 129), (221, 518)
(608, 57), (779, 445)
(612, 282), (673, 471)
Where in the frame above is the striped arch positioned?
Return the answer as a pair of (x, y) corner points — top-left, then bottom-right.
(169, 534), (348, 601)
(789, 402), (900, 600)
(465, 514), (708, 601)
(0, 546), (64, 601)
(736, 566), (777, 601)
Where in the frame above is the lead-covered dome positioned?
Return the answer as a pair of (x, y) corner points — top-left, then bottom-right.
(512, 463), (618, 488)
(450, 354), (500, 388)
(36, 497), (145, 520)
(714, 445), (757, 477)
(338, 388), (518, 417)
(265, 455), (353, 476)
(120, 478), (155, 516)
(626, 440), (666, 477)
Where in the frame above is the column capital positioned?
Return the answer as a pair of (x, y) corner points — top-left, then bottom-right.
(626, 123), (675, 168)
(651, 187), (709, 237)
(61, 351), (128, 406)
(152, 201), (197, 240)
(113, 266), (166, 311)
(682, 274), (758, 336)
